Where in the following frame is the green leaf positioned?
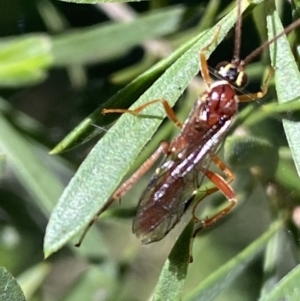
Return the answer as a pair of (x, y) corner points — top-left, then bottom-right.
(0, 35), (52, 87)
(0, 113), (64, 215)
(0, 267), (26, 301)
(260, 229), (286, 297)
(50, 32), (199, 153)
(244, 98), (300, 126)
(50, 1), (252, 154)
(224, 135), (278, 178)
(266, 0), (300, 178)
(53, 6), (185, 66)
(0, 154), (6, 178)
(152, 221), (194, 301)
(259, 263), (300, 301)
(50, 5), (197, 154)
(275, 157), (300, 192)
(44, 0), (258, 258)
(17, 263), (51, 300)
(61, 264), (115, 301)
(185, 220), (284, 301)
(58, 0), (148, 3)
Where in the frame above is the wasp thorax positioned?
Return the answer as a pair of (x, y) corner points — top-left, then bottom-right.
(201, 82), (238, 127)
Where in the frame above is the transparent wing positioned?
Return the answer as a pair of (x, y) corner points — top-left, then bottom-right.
(132, 154), (211, 244)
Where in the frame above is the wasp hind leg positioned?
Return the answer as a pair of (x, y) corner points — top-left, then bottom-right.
(191, 154), (236, 238)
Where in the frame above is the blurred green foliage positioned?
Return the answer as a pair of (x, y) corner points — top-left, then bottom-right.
(1, 0), (300, 300)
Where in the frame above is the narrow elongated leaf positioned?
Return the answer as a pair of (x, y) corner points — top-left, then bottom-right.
(260, 229), (285, 296)
(259, 264), (300, 301)
(0, 267), (26, 301)
(44, 0), (259, 257)
(58, 0), (147, 3)
(0, 35), (52, 87)
(17, 263), (50, 300)
(50, 29), (202, 153)
(245, 98), (300, 126)
(53, 6), (185, 66)
(0, 154), (6, 178)
(0, 113), (64, 215)
(266, 0), (300, 177)
(152, 221), (194, 301)
(185, 220), (284, 301)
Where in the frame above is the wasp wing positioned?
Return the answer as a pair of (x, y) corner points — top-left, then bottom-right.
(132, 153), (211, 244)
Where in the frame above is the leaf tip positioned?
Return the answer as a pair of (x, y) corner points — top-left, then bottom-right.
(48, 149), (57, 155)
(43, 239), (62, 259)
(43, 248), (52, 259)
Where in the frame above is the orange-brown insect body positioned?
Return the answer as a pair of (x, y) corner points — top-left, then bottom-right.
(133, 81), (239, 243)
(76, 1), (300, 248)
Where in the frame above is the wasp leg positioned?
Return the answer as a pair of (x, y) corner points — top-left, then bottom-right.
(200, 169), (236, 227)
(209, 152), (235, 183)
(238, 67), (274, 102)
(200, 26), (221, 89)
(102, 98), (182, 128)
(192, 152), (235, 220)
(190, 169), (236, 247)
(191, 153), (236, 242)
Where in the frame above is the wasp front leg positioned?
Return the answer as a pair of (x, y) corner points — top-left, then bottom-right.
(102, 98), (183, 128)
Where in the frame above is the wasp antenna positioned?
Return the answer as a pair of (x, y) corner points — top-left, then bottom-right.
(242, 17), (300, 66)
(233, 0), (242, 62)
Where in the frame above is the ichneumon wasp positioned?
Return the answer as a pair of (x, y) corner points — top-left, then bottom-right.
(76, 0), (300, 247)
